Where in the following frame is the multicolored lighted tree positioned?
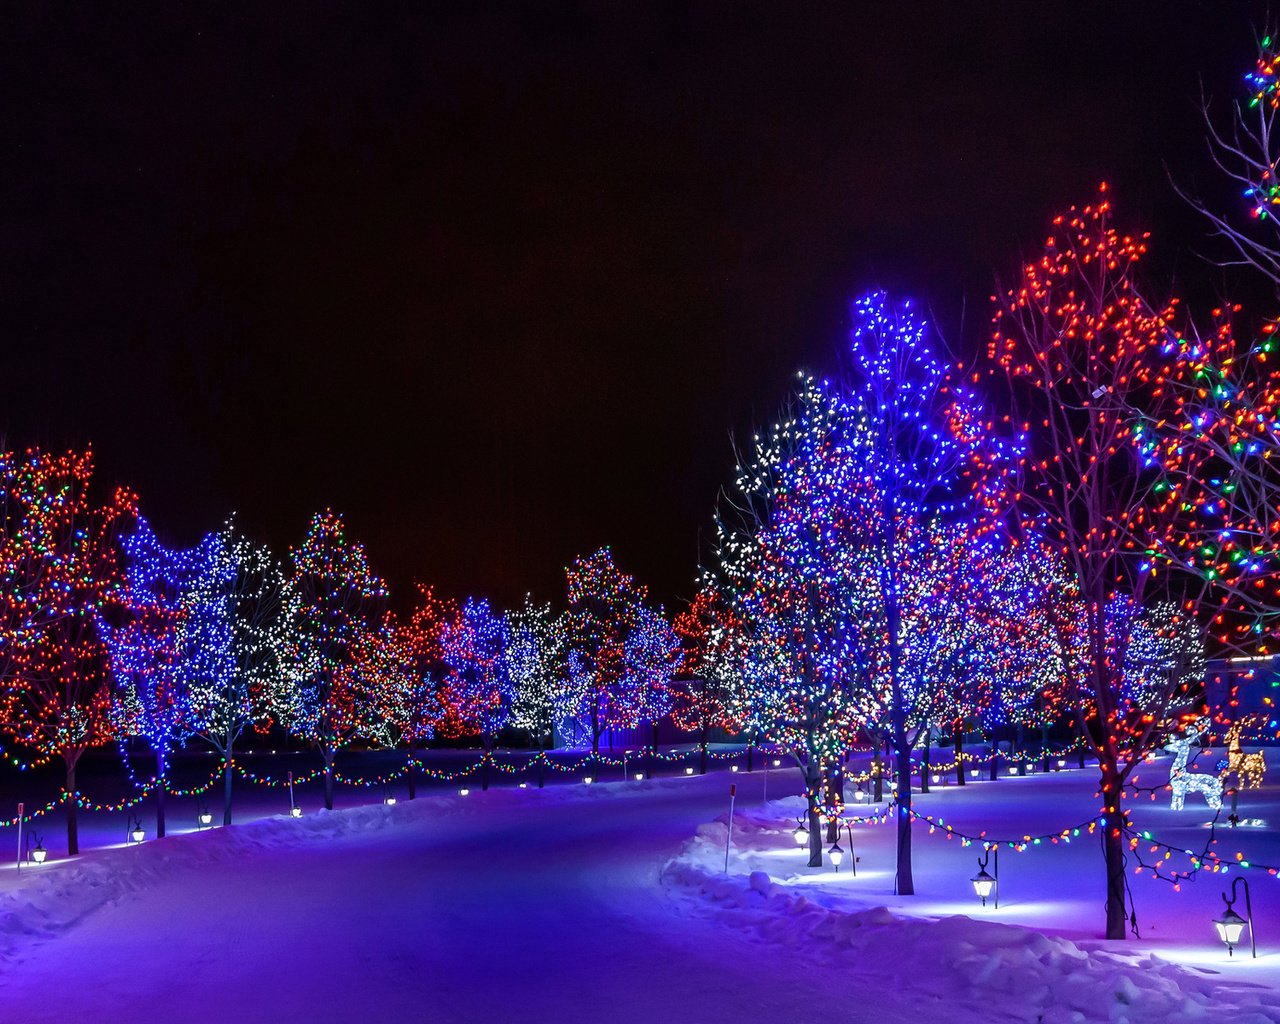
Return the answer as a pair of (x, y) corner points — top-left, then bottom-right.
(438, 597), (513, 790)
(989, 187), (1219, 938)
(187, 518), (287, 825)
(562, 547), (659, 758)
(278, 511), (387, 810)
(711, 375), (871, 868)
(0, 448), (136, 854)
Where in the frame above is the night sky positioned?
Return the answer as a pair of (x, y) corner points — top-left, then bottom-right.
(2, 2), (1269, 610)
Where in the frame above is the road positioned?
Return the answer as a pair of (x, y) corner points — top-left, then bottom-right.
(0, 771), (827, 1023)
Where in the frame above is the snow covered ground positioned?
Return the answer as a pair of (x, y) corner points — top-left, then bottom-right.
(0, 751), (1277, 1022)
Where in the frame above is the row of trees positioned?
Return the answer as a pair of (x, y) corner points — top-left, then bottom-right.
(0, 469), (695, 852)
(689, 33), (1280, 940)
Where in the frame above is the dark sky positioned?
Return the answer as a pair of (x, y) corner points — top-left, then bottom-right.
(1, 2), (1270, 610)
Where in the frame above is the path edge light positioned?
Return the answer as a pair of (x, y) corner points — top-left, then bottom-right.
(1215, 876), (1257, 958)
(971, 847), (998, 908)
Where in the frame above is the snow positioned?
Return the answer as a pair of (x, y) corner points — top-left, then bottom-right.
(0, 751), (1277, 1022)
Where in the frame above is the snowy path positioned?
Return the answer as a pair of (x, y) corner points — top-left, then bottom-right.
(4, 763), (1280, 1023)
(0, 774), (834, 1024)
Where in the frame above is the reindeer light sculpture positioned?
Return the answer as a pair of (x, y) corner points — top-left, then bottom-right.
(1166, 718), (1224, 812)
(1221, 718), (1267, 790)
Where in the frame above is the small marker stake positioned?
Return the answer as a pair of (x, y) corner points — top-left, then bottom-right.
(725, 784), (737, 874)
(15, 802), (23, 872)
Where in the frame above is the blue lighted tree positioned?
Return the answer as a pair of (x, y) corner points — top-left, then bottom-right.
(713, 293), (1020, 883)
(438, 596), (513, 790)
(105, 516), (201, 838)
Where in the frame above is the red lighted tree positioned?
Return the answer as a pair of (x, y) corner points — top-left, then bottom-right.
(989, 187), (1216, 939)
(0, 448), (136, 854)
(561, 547), (651, 758)
(672, 585), (743, 775)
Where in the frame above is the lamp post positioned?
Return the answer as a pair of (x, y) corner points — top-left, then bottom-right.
(1214, 877), (1257, 958)
(844, 820), (857, 877)
(29, 838), (47, 864)
(971, 848), (998, 908)
(828, 839), (844, 871)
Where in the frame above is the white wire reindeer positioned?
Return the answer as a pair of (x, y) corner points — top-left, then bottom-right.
(1165, 718), (1224, 812)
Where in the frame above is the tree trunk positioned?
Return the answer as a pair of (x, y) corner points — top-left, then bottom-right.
(873, 742), (884, 803)
(647, 721), (657, 780)
(1041, 724), (1050, 774)
(481, 741), (492, 791)
(894, 732), (914, 895)
(591, 703), (600, 759)
(805, 763), (823, 868)
(955, 721), (965, 785)
(65, 755), (80, 856)
(1078, 731), (1087, 769)
(223, 743), (234, 826)
(746, 742), (754, 773)
(988, 727), (999, 781)
(825, 765), (842, 842)
(920, 739), (930, 793)
(699, 725), (708, 775)
(323, 752), (335, 810)
(1100, 759), (1127, 939)
(406, 744), (417, 800)
(155, 751), (167, 839)
(1014, 726), (1024, 776)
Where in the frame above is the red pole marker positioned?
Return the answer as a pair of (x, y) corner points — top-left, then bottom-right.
(725, 786), (737, 873)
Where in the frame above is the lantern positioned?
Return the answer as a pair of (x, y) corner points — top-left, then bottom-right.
(971, 849), (998, 907)
(1214, 878), (1257, 958)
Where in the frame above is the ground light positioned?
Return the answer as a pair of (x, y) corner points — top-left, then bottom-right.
(1214, 877), (1257, 958)
(290, 806), (303, 818)
(459, 788), (470, 797)
(27, 833), (47, 864)
(792, 821), (809, 846)
(384, 796), (397, 806)
(583, 776), (594, 785)
(971, 849), (998, 908)
(129, 815), (145, 845)
(634, 773), (644, 781)
(685, 767), (695, 776)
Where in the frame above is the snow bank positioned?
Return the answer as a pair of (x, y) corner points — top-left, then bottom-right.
(664, 803), (1280, 1024)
